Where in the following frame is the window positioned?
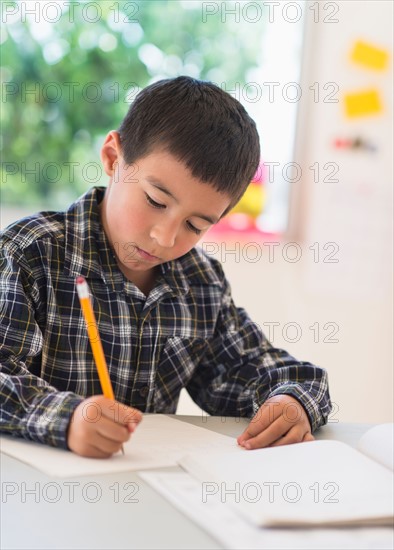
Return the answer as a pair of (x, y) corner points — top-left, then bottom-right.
(1, 1), (304, 236)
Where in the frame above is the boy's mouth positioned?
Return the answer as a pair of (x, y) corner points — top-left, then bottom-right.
(137, 247), (160, 261)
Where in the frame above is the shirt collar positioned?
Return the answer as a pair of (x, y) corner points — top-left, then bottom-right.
(63, 187), (123, 291)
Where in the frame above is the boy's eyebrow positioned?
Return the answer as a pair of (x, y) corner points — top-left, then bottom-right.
(146, 176), (219, 224)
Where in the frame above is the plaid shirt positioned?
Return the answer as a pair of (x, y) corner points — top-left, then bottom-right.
(0, 187), (332, 449)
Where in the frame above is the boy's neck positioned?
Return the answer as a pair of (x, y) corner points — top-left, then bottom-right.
(117, 262), (159, 296)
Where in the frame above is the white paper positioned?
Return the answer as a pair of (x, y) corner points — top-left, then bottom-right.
(140, 470), (394, 550)
(178, 440), (394, 527)
(0, 414), (240, 478)
(357, 423), (394, 471)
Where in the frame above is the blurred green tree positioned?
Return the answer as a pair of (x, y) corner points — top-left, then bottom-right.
(1, 0), (265, 208)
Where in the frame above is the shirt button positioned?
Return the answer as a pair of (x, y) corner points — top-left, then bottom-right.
(139, 386), (149, 398)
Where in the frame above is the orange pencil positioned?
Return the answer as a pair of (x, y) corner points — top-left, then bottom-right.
(76, 275), (124, 454)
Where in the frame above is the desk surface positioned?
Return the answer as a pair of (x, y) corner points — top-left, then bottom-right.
(0, 418), (377, 550)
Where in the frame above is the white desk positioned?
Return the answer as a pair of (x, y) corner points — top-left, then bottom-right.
(0, 417), (383, 549)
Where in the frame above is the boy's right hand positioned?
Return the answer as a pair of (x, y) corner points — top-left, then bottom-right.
(67, 395), (143, 458)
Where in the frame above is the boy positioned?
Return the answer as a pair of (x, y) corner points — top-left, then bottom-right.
(0, 76), (332, 458)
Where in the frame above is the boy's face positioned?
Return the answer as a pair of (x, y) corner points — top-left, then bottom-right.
(99, 131), (231, 282)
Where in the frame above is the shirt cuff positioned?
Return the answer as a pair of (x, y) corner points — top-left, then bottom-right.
(25, 392), (85, 450)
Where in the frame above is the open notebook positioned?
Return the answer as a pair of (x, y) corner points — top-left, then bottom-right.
(179, 423), (394, 528)
(0, 414), (239, 477)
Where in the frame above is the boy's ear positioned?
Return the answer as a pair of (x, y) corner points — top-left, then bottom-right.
(101, 131), (122, 177)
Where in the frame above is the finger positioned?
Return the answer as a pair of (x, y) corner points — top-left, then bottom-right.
(95, 398), (143, 430)
(237, 425), (260, 445)
(268, 426), (308, 447)
(237, 412), (266, 444)
(79, 442), (114, 459)
(237, 403), (283, 444)
(104, 402), (143, 430)
(95, 416), (130, 444)
(123, 408), (143, 432)
(270, 429), (315, 448)
(240, 416), (291, 450)
(89, 443), (118, 459)
(114, 403), (143, 426)
(91, 432), (126, 455)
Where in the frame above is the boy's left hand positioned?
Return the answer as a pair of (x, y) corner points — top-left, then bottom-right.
(237, 395), (314, 450)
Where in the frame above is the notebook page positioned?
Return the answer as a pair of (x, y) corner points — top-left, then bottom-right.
(140, 470), (394, 549)
(179, 440), (394, 527)
(357, 423), (394, 471)
(0, 414), (240, 478)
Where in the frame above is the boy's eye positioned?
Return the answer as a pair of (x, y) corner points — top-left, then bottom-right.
(146, 193), (202, 235)
(145, 194), (165, 209)
(186, 221), (202, 235)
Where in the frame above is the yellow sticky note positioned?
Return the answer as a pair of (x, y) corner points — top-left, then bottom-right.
(231, 183), (265, 218)
(344, 90), (382, 118)
(351, 40), (389, 70)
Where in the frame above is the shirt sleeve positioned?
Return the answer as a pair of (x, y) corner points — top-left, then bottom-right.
(185, 268), (332, 433)
(0, 246), (84, 449)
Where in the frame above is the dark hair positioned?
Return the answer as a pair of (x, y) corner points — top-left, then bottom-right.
(118, 76), (260, 214)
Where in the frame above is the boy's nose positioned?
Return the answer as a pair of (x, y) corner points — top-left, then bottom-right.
(150, 221), (178, 249)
